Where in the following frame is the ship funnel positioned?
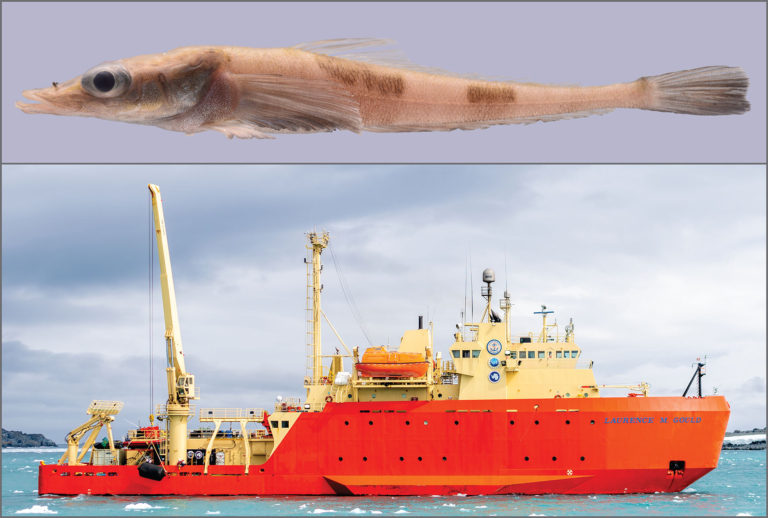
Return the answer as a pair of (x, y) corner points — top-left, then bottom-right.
(418, 316), (423, 329)
(482, 268), (496, 283)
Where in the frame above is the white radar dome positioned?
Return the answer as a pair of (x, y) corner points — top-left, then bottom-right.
(482, 268), (496, 283)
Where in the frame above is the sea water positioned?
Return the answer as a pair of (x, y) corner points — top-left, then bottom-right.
(2, 448), (765, 516)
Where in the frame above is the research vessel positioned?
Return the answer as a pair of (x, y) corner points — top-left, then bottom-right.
(38, 184), (730, 496)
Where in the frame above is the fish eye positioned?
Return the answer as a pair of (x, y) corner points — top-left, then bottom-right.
(81, 63), (131, 98)
(93, 71), (116, 93)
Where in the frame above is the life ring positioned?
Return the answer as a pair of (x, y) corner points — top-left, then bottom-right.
(554, 395), (562, 398)
(325, 396), (333, 403)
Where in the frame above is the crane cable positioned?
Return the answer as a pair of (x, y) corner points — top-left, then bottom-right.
(148, 192), (154, 418)
(328, 241), (373, 346)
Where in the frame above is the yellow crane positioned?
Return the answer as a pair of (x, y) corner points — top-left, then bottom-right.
(58, 400), (123, 466)
(149, 184), (199, 465)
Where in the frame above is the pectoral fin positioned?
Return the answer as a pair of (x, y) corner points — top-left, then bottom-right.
(229, 74), (363, 134)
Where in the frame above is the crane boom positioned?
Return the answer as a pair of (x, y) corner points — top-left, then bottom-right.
(149, 184), (196, 405)
(148, 184), (197, 465)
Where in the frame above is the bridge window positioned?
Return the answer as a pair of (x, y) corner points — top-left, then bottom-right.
(538, 351), (545, 359)
(527, 351), (535, 359)
(510, 352), (516, 359)
(281, 421), (289, 428)
(472, 350), (481, 358)
(572, 351), (579, 358)
(452, 350), (460, 359)
(556, 351), (562, 358)
(563, 351), (570, 358)
(462, 350), (470, 358)
(271, 421), (278, 429)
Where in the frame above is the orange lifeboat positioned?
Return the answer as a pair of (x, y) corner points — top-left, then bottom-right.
(356, 346), (429, 378)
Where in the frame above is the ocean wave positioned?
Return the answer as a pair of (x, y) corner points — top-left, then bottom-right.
(15, 506), (57, 514)
(124, 503), (164, 510)
(3, 449), (67, 454)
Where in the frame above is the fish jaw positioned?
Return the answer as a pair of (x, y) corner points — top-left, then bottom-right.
(16, 79), (87, 117)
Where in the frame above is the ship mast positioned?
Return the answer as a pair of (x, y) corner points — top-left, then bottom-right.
(306, 230), (330, 385)
(148, 184), (198, 465)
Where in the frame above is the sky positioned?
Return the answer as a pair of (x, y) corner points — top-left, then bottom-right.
(3, 2), (765, 163)
(2, 165), (766, 444)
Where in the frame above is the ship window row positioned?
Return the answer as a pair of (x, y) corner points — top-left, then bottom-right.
(452, 349), (580, 359)
(453, 350), (482, 358)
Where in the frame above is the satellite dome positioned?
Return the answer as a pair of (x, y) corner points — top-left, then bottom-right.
(482, 268), (496, 283)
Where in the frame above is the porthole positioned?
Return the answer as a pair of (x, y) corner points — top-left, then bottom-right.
(590, 420), (595, 425)
(369, 421), (373, 425)
(347, 394), (352, 399)
(345, 421), (349, 426)
(438, 393), (443, 398)
(363, 457), (368, 462)
(260, 468), (265, 473)
(552, 456), (557, 461)
(406, 421), (410, 425)
(442, 457), (447, 461)
(454, 420), (459, 425)
(339, 457), (343, 461)
(524, 456), (529, 461)
(580, 456), (585, 461)
(535, 420), (539, 425)
(424, 421), (428, 425)
(566, 393), (570, 397)
(399, 457), (404, 461)
(565, 420), (570, 425)
(418, 457), (423, 461)
(402, 394), (407, 398)
(509, 420), (515, 425)
(372, 394), (377, 398)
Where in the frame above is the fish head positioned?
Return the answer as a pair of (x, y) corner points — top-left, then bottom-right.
(16, 47), (232, 127)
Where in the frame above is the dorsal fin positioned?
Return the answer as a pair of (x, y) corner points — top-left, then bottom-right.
(291, 38), (514, 82)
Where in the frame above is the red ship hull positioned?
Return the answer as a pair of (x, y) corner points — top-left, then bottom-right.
(39, 396), (729, 496)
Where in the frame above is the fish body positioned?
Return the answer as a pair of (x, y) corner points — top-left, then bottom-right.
(16, 39), (750, 139)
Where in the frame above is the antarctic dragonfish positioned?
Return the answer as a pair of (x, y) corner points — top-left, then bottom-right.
(16, 39), (750, 139)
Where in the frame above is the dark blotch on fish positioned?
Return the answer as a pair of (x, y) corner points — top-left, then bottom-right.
(467, 85), (516, 104)
(321, 61), (404, 97)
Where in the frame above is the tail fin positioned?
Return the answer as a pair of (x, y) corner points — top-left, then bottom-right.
(642, 66), (749, 115)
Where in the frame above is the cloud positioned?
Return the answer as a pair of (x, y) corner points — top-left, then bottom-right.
(2, 165), (765, 438)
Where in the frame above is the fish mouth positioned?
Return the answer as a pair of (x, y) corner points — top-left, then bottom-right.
(16, 88), (83, 115)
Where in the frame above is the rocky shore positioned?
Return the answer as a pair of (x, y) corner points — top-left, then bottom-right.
(2, 428), (58, 448)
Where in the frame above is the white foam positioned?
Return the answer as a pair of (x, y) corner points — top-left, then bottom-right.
(16, 506), (57, 514)
(460, 509), (469, 512)
(3, 449), (67, 454)
(456, 493), (467, 497)
(475, 506), (488, 508)
(206, 513), (220, 515)
(723, 434), (766, 445)
(124, 503), (164, 510)
(442, 504), (456, 507)
(33, 460), (44, 462)
(395, 511), (409, 514)
(682, 488), (697, 493)
(430, 495), (441, 498)
(349, 510), (365, 514)
(311, 511), (337, 514)
(530, 514), (546, 516)
(736, 514), (752, 516)
(371, 513), (382, 515)
(14, 491), (24, 493)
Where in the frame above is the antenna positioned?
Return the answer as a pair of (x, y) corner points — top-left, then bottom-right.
(504, 248), (508, 293)
(469, 244), (474, 323)
(463, 252), (468, 332)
